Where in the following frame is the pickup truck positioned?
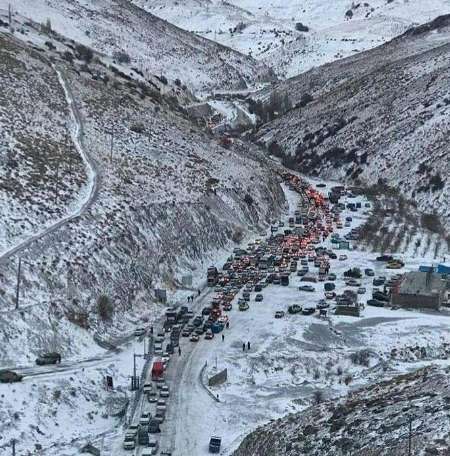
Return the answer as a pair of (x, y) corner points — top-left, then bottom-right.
(209, 436), (221, 453)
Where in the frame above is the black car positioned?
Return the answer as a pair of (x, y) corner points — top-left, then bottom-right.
(0, 370), (23, 383)
(166, 343), (174, 354)
(193, 317), (203, 327)
(373, 291), (390, 302)
(138, 426), (149, 445)
(202, 307), (211, 316)
(373, 278), (385, 286)
(36, 352), (61, 366)
(148, 419), (161, 433)
(376, 255), (393, 262)
(367, 299), (385, 307)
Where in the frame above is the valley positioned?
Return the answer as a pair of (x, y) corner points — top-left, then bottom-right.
(0, 1), (448, 455)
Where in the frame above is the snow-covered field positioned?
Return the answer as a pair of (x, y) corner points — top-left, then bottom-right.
(133, 0), (450, 77)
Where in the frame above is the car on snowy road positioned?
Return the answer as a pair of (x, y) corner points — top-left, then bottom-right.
(302, 307), (316, 315)
(255, 294), (263, 302)
(142, 440), (159, 455)
(209, 436), (222, 453)
(365, 268), (375, 276)
(140, 413), (151, 426)
(339, 254), (348, 261)
(148, 419), (161, 433)
(0, 370), (23, 383)
(299, 285), (315, 292)
(274, 311), (285, 318)
(367, 299), (385, 307)
(288, 304), (302, 314)
(205, 331), (214, 340)
(239, 302), (249, 311)
(190, 334), (200, 342)
(123, 435), (136, 450)
(36, 352), (62, 365)
(357, 287), (366, 294)
(147, 391), (158, 403)
(223, 303), (232, 311)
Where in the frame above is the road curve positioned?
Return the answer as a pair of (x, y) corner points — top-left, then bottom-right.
(0, 63), (99, 265)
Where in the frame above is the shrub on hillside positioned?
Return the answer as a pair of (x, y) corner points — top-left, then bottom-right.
(113, 50), (131, 64)
(75, 43), (93, 63)
(97, 294), (113, 321)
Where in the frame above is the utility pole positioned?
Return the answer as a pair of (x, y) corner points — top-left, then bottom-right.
(11, 438), (16, 456)
(408, 416), (413, 456)
(15, 257), (21, 310)
(110, 130), (114, 163)
(54, 160), (60, 205)
(8, 4), (12, 31)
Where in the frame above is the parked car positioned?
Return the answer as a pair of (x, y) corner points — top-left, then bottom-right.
(36, 352), (61, 365)
(143, 383), (152, 393)
(142, 439), (159, 455)
(223, 303), (232, 311)
(202, 307), (211, 316)
(147, 390), (158, 403)
(373, 291), (390, 302)
(255, 294), (263, 302)
(209, 436), (222, 453)
(205, 331), (214, 340)
(138, 426), (149, 446)
(148, 419), (161, 433)
(364, 268), (375, 276)
(299, 285), (315, 292)
(239, 302), (249, 311)
(274, 311), (285, 318)
(357, 287), (366, 294)
(367, 299), (385, 307)
(160, 385), (170, 398)
(190, 334), (200, 342)
(0, 370), (23, 383)
(339, 254), (347, 261)
(123, 435), (136, 450)
(302, 307), (315, 315)
(288, 304), (302, 314)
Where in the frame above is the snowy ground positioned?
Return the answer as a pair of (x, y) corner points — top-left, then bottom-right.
(133, 0), (450, 77)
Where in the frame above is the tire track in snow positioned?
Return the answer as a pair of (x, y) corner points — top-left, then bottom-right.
(0, 64), (99, 277)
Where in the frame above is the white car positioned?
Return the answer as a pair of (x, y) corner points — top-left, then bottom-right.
(339, 254), (348, 261)
(143, 383), (152, 393)
(147, 391), (158, 403)
(142, 439), (159, 455)
(123, 436), (135, 450)
(140, 413), (151, 426)
(160, 388), (170, 398)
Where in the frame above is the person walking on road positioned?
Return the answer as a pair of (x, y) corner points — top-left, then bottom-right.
(198, 289), (201, 296)
(226, 321), (230, 329)
(222, 334), (225, 341)
(247, 341), (251, 350)
(242, 343), (246, 352)
(178, 346), (181, 355)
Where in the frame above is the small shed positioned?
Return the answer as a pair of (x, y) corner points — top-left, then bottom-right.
(391, 271), (447, 310)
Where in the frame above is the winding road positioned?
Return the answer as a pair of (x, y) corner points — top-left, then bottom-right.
(0, 63), (99, 266)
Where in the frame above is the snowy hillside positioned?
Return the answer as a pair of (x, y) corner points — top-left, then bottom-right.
(234, 366), (450, 456)
(253, 15), (450, 231)
(0, 32), (89, 256)
(133, 0), (450, 77)
(2, 0), (274, 93)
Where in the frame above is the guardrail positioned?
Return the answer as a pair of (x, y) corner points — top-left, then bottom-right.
(199, 361), (221, 403)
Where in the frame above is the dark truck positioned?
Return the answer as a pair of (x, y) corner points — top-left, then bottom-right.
(209, 436), (221, 453)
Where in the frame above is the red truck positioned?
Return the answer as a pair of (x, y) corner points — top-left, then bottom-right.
(151, 360), (165, 381)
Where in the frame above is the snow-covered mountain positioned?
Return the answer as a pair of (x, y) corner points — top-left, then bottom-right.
(253, 15), (450, 230)
(2, 0), (275, 93)
(234, 366), (450, 456)
(132, 0), (450, 77)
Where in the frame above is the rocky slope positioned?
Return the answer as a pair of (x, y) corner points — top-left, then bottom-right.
(253, 15), (450, 230)
(234, 366), (450, 456)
